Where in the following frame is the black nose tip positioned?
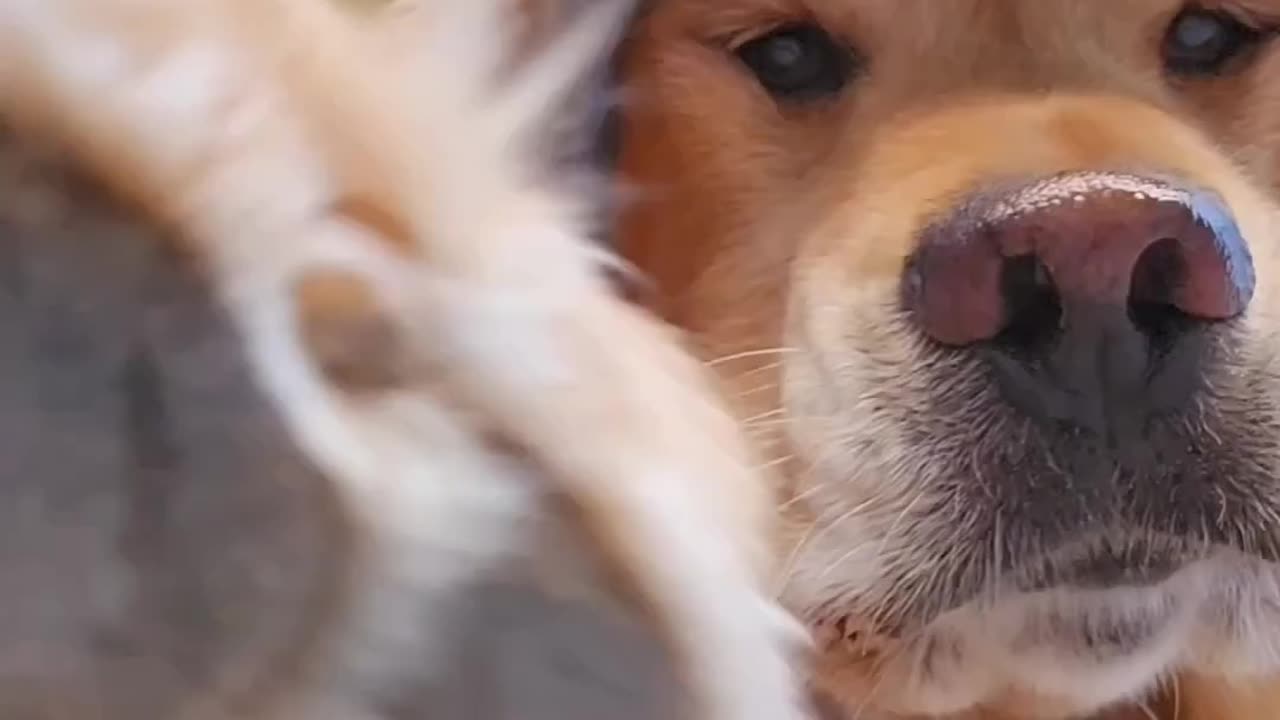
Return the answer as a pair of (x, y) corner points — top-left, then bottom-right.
(902, 171), (1255, 429)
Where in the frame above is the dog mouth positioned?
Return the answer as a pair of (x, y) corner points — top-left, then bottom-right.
(813, 534), (1210, 651)
(814, 540), (1192, 653)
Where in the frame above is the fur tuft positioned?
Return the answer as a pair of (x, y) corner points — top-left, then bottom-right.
(0, 0), (807, 718)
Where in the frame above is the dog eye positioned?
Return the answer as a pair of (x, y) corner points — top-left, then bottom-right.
(734, 23), (855, 102)
(1162, 8), (1264, 76)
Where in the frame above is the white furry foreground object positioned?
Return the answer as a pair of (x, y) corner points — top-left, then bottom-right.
(0, 0), (807, 718)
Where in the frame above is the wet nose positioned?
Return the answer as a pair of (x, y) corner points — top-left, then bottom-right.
(902, 171), (1255, 428)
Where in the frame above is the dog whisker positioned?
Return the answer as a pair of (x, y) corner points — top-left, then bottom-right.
(704, 347), (802, 367)
(758, 453), (795, 471)
(733, 381), (781, 399)
(777, 480), (828, 511)
(741, 407), (787, 425)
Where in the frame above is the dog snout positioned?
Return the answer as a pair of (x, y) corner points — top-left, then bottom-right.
(903, 171), (1255, 432)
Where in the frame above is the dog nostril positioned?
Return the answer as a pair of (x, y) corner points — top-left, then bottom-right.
(1128, 236), (1197, 350)
(997, 254), (1061, 353)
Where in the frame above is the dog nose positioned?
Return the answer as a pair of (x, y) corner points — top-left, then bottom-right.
(902, 172), (1255, 426)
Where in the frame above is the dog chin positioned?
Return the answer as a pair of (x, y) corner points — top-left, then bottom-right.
(844, 553), (1280, 718)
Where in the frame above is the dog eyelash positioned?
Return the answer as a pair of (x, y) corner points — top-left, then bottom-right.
(711, 18), (803, 54)
(1208, 1), (1280, 31)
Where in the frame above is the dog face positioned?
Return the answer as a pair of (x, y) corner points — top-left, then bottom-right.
(617, 1), (1280, 716)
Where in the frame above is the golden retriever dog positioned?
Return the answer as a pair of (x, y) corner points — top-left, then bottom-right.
(610, 1), (1280, 718)
(0, 0), (808, 718)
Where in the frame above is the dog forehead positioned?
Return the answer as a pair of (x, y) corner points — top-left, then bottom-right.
(624, 0), (1192, 85)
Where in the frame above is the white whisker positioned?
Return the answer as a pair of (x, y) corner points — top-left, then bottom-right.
(705, 347), (801, 367)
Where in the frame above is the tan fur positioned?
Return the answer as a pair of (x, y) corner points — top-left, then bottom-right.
(0, 0), (807, 718)
(614, 1), (1280, 718)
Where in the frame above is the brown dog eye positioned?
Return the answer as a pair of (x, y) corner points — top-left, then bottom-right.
(734, 24), (855, 102)
(1163, 9), (1265, 76)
